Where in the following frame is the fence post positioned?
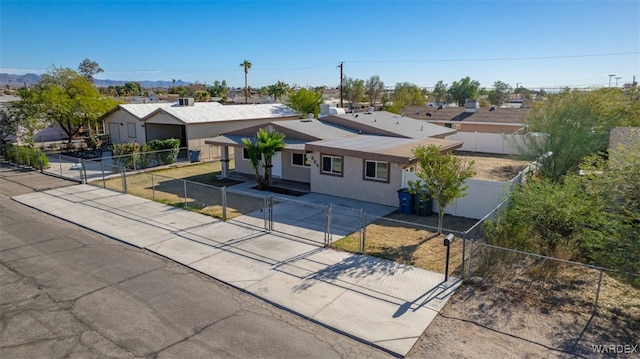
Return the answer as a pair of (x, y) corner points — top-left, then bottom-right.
(221, 186), (227, 220)
(183, 179), (188, 207)
(461, 235), (467, 280)
(101, 161), (106, 189)
(121, 166), (127, 194)
(59, 154), (63, 177)
(360, 212), (367, 254)
(327, 203), (333, 246)
(268, 195), (274, 231)
(593, 268), (604, 314)
(263, 197), (268, 230)
(39, 152), (44, 173)
(467, 239), (474, 279)
(81, 158), (88, 184)
(151, 174), (155, 200)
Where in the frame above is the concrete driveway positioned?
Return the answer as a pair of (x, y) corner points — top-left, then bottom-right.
(12, 184), (460, 356)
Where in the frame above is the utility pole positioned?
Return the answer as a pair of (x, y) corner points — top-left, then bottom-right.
(615, 77), (621, 87)
(338, 62), (344, 108)
(608, 74), (616, 87)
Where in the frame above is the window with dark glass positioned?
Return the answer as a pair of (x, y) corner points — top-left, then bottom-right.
(321, 155), (342, 175)
(292, 151), (312, 167)
(364, 160), (388, 181)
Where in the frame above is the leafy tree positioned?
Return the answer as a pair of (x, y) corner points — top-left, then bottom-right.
(14, 67), (119, 145)
(365, 75), (385, 106)
(488, 81), (512, 105)
(408, 145), (475, 234)
(267, 81), (290, 102)
(123, 81), (143, 96)
(343, 78), (365, 110)
(287, 88), (323, 118)
(240, 59), (252, 103)
(432, 80), (448, 105)
(241, 128), (286, 189)
(519, 88), (634, 181)
(207, 80), (228, 100)
(385, 82), (425, 114)
(0, 106), (38, 143)
(194, 90), (210, 102)
(77, 58), (103, 83)
(448, 76), (480, 106)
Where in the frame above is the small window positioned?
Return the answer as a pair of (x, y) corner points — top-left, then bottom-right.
(444, 123), (453, 129)
(127, 123), (136, 138)
(321, 155), (342, 175)
(364, 160), (389, 181)
(242, 148), (250, 160)
(292, 151), (312, 167)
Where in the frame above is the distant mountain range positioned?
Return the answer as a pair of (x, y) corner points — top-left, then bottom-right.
(0, 73), (190, 88)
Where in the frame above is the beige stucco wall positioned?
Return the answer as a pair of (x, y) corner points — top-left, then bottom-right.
(233, 147), (256, 175)
(281, 151), (311, 183)
(103, 109), (146, 144)
(309, 153), (403, 206)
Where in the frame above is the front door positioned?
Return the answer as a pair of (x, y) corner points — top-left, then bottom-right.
(108, 122), (120, 143)
(272, 152), (282, 178)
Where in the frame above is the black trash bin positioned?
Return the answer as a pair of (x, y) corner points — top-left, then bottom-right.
(397, 188), (415, 214)
(414, 192), (433, 216)
(188, 150), (201, 163)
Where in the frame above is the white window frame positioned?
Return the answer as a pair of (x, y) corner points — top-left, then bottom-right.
(291, 151), (312, 167)
(364, 160), (389, 182)
(321, 154), (343, 176)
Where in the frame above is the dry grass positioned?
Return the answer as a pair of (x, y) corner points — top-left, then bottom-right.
(455, 152), (531, 181)
(332, 212), (477, 274)
(97, 159), (265, 219)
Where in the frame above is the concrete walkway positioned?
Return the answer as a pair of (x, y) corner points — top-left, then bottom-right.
(12, 184), (461, 357)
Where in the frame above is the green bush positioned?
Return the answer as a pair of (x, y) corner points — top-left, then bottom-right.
(112, 142), (141, 170)
(147, 138), (181, 165)
(3, 143), (49, 168)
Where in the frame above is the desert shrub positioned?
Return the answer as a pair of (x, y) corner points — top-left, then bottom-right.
(112, 142), (142, 170)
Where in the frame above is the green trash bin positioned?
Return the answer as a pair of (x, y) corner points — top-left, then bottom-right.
(414, 192), (433, 216)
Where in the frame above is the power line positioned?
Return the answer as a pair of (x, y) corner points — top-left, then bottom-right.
(345, 51), (639, 64)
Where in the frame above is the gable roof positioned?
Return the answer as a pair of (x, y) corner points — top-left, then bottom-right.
(145, 103), (299, 124)
(119, 102), (177, 119)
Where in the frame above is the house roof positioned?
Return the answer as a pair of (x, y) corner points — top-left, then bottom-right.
(272, 119), (356, 139)
(403, 105), (529, 124)
(119, 102), (177, 119)
(305, 135), (463, 164)
(323, 111), (456, 139)
(145, 103), (299, 124)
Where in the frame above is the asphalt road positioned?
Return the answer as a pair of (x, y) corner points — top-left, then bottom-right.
(0, 163), (391, 359)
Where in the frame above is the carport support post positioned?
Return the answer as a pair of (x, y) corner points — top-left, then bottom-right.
(220, 146), (230, 178)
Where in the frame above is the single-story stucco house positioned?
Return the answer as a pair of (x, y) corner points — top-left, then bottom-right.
(100, 99), (300, 158)
(206, 107), (462, 206)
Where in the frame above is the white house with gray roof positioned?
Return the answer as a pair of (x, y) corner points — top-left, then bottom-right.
(206, 109), (462, 206)
(100, 100), (300, 158)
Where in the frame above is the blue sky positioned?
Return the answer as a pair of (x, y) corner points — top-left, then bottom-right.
(1, 0), (638, 90)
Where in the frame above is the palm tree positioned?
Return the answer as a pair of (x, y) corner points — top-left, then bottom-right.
(240, 59), (252, 103)
(241, 128), (285, 189)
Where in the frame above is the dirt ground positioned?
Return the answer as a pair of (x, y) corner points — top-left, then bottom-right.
(455, 151), (531, 181)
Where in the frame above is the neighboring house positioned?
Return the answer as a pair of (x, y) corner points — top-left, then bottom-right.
(100, 99), (300, 156)
(206, 107), (462, 206)
(405, 100), (530, 134)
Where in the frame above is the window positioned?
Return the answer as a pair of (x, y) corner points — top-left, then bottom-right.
(321, 155), (342, 175)
(292, 151), (312, 167)
(242, 148), (250, 160)
(364, 160), (389, 182)
(127, 123), (136, 138)
(444, 123), (453, 129)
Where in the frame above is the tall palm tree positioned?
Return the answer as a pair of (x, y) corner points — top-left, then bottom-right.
(240, 60), (252, 103)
